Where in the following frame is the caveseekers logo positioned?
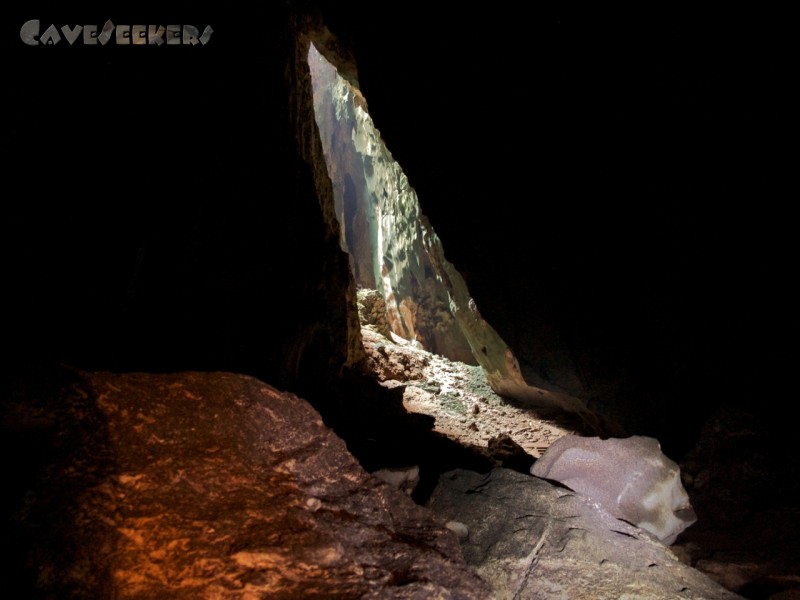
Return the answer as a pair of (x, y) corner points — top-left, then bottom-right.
(20, 19), (214, 46)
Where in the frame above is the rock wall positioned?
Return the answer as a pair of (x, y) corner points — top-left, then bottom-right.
(307, 33), (605, 429)
(308, 41), (476, 365)
(5, 4), (364, 404)
(313, 3), (792, 456)
(1, 366), (491, 598)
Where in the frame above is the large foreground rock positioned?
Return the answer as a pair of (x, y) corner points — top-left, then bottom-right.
(428, 468), (744, 600)
(1, 366), (490, 599)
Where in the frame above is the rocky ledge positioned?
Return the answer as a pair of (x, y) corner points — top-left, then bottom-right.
(1, 365), (747, 599)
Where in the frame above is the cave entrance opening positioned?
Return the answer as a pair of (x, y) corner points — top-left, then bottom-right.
(306, 39), (599, 465)
(306, 41), (599, 433)
(307, 41), (478, 366)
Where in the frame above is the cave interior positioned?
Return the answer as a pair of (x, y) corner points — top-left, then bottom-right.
(3, 3), (796, 598)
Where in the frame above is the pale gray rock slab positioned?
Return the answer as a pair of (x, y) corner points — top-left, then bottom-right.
(531, 434), (697, 544)
(428, 468), (745, 600)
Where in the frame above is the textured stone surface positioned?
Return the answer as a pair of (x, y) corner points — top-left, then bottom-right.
(1, 367), (491, 599)
(308, 39), (608, 433)
(308, 41), (477, 366)
(531, 435), (697, 545)
(428, 468), (744, 600)
(5, 4), (793, 599)
(357, 288), (394, 340)
(360, 325), (590, 462)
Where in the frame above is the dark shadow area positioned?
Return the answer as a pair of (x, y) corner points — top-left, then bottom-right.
(0, 364), (117, 599)
(313, 369), (496, 506)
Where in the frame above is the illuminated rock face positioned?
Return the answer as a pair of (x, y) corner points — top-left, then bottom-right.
(530, 435), (697, 545)
(308, 42), (476, 365)
(3, 367), (491, 598)
(307, 40), (599, 423)
(429, 468), (740, 600)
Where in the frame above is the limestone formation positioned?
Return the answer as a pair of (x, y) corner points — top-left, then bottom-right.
(307, 36), (607, 430)
(428, 468), (743, 600)
(2, 366), (490, 599)
(308, 41), (477, 366)
(531, 435), (697, 545)
(357, 287), (393, 339)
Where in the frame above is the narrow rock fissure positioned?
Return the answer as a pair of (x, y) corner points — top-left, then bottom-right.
(306, 40), (607, 444)
(304, 41), (604, 492)
(308, 41), (476, 366)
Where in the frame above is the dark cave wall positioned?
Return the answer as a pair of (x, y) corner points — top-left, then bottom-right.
(316, 4), (793, 455)
(4, 3), (792, 458)
(4, 4), (362, 400)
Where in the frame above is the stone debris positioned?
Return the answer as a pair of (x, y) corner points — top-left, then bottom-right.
(428, 468), (744, 600)
(361, 326), (588, 460)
